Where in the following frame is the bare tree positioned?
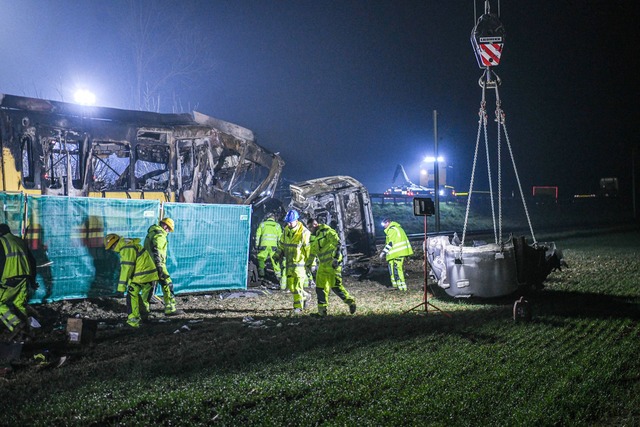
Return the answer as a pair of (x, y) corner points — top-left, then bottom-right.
(115, 0), (214, 112)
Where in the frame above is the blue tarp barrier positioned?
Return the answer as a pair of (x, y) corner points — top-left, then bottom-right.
(21, 195), (250, 303)
(164, 203), (251, 293)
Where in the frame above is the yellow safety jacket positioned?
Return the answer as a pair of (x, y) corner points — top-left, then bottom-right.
(308, 224), (342, 268)
(114, 238), (159, 292)
(0, 233), (33, 283)
(382, 221), (414, 260)
(278, 221), (310, 269)
(255, 218), (282, 249)
(144, 224), (171, 282)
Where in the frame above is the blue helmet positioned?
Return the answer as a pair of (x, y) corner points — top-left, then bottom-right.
(284, 209), (300, 223)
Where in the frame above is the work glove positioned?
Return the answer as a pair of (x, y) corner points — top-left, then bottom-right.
(379, 252), (386, 260)
(332, 259), (340, 269)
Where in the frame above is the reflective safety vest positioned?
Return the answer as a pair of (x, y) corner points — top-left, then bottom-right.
(114, 238), (159, 291)
(255, 218), (282, 249)
(278, 221), (310, 268)
(383, 221), (414, 260)
(0, 233), (32, 282)
(144, 224), (170, 279)
(309, 224), (342, 267)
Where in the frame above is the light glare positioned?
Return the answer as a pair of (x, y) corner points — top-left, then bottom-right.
(424, 156), (444, 163)
(74, 89), (96, 106)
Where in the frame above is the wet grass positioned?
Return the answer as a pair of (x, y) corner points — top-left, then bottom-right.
(1, 229), (639, 425)
(372, 197), (635, 236)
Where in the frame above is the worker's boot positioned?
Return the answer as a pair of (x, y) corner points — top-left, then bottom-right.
(126, 317), (141, 328)
(164, 299), (179, 315)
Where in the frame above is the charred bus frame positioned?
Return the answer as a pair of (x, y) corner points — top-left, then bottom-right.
(0, 94), (284, 206)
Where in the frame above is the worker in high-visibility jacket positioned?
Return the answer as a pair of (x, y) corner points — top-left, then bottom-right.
(105, 233), (159, 328)
(380, 218), (414, 291)
(254, 212), (285, 289)
(276, 210), (311, 312)
(144, 217), (180, 315)
(0, 223), (36, 337)
(306, 218), (356, 316)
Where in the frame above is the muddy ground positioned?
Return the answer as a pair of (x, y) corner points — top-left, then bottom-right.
(15, 249), (427, 351)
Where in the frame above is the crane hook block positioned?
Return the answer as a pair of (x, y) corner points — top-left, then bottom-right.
(471, 11), (505, 68)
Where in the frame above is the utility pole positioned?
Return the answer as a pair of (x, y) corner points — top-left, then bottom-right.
(433, 110), (441, 232)
(633, 145), (637, 221)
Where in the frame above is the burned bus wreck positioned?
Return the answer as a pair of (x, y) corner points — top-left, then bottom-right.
(288, 176), (377, 268)
(0, 94), (283, 206)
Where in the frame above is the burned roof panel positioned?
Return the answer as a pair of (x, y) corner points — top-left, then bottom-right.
(0, 93), (284, 207)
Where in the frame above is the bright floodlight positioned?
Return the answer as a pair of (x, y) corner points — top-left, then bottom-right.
(74, 89), (96, 106)
(424, 156), (444, 163)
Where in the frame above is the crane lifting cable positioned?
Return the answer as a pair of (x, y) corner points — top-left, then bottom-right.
(425, 1), (565, 299)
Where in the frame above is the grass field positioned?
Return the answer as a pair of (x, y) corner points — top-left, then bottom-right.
(371, 196), (634, 236)
(1, 226), (638, 426)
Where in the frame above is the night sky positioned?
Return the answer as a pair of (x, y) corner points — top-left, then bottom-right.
(1, 1), (637, 197)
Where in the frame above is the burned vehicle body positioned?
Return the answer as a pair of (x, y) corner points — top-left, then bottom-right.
(0, 94), (283, 206)
(289, 176), (376, 267)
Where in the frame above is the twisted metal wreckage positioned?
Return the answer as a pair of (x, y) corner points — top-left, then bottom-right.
(0, 93), (378, 280)
(289, 176), (377, 266)
(0, 93), (283, 206)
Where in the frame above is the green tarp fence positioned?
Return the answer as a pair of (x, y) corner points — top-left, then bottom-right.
(2, 195), (250, 303)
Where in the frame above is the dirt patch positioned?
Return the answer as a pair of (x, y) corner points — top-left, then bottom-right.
(20, 245), (427, 346)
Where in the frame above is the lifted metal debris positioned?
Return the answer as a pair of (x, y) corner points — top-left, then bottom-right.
(427, 234), (564, 299)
